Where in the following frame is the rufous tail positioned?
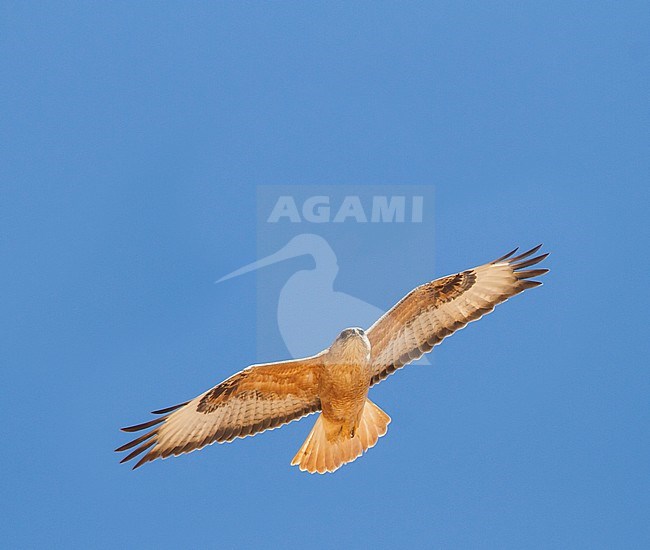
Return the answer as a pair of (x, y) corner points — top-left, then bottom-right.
(291, 399), (391, 474)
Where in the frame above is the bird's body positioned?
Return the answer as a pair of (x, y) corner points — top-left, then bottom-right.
(289, 328), (391, 473)
(117, 245), (549, 474)
(319, 328), (372, 430)
(320, 359), (370, 434)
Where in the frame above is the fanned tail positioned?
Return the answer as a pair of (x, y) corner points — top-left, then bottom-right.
(291, 399), (390, 474)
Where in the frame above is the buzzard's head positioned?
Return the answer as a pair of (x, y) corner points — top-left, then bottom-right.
(328, 327), (371, 363)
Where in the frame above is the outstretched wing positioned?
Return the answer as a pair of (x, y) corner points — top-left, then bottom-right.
(116, 355), (323, 468)
(367, 245), (549, 386)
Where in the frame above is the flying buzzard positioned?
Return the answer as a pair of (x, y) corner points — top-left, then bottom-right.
(116, 245), (548, 473)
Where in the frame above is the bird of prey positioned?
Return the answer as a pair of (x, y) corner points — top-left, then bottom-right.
(116, 245), (548, 474)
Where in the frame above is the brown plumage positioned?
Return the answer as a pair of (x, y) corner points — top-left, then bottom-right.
(117, 245), (548, 473)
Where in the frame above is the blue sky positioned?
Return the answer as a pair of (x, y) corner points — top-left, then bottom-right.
(2, 2), (649, 548)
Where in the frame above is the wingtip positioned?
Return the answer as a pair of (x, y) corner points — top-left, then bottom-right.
(493, 247), (519, 263)
(513, 253), (550, 270)
(133, 455), (151, 470)
(150, 401), (188, 415)
(120, 417), (165, 433)
(509, 244), (543, 263)
(516, 268), (549, 278)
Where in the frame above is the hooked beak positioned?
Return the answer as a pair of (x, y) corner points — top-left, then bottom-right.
(216, 244), (300, 283)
